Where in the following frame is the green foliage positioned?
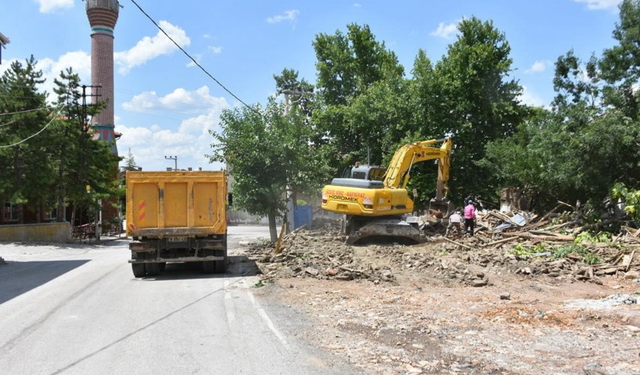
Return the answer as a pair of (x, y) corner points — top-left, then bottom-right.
(252, 280), (268, 288)
(548, 242), (602, 265)
(510, 242), (548, 256)
(210, 93), (331, 241)
(582, 253), (602, 265)
(482, 2), (640, 212)
(312, 24), (407, 172)
(612, 182), (640, 225)
(427, 17), (526, 202)
(123, 148), (139, 171)
(0, 56), (51, 222)
(310, 19), (526, 207)
(510, 243), (533, 256)
(0, 59), (120, 224)
(575, 231), (611, 244)
(550, 243), (584, 260)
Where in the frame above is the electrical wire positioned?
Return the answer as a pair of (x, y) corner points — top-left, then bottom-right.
(0, 107), (62, 148)
(0, 107), (49, 116)
(129, 0), (260, 116)
(0, 118), (19, 128)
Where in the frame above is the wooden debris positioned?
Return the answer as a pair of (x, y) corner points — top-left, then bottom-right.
(623, 250), (635, 272)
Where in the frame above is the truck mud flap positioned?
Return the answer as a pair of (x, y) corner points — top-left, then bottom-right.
(347, 222), (423, 245)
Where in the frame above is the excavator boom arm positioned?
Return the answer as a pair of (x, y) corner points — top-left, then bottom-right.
(383, 137), (452, 199)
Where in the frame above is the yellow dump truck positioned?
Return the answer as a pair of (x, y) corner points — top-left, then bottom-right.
(126, 170), (229, 278)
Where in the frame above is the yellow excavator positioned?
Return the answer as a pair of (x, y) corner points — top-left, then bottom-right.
(321, 137), (453, 244)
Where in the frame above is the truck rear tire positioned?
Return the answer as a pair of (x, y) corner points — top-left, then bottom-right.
(144, 253), (161, 276)
(132, 263), (146, 278)
(145, 262), (160, 276)
(215, 258), (227, 273)
(215, 234), (228, 273)
(202, 260), (215, 274)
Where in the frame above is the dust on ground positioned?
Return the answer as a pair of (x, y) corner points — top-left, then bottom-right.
(247, 228), (640, 375)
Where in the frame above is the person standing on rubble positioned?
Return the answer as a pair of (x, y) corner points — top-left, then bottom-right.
(464, 201), (476, 236)
(464, 193), (477, 206)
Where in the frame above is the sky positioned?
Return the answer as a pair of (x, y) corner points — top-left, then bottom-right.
(0, 0), (625, 171)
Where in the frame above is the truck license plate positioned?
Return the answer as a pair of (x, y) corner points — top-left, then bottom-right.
(167, 237), (184, 242)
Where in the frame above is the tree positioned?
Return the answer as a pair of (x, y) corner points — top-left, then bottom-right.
(123, 148), (138, 171)
(600, 0), (640, 119)
(482, 3), (640, 212)
(312, 23), (406, 173)
(425, 17), (526, 203)
(0, 56), (52, 223)
(49, 67), (120, 225)
(210, 96), (330, 242)
(210, 102), (287, 242)
(51, 67), (83, 222)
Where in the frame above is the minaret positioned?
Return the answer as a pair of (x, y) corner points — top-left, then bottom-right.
(86, 0), (119, 155)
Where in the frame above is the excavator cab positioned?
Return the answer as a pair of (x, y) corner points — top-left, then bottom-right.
(340, 164), (386, 181)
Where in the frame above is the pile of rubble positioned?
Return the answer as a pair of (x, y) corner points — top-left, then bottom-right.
(248, 229), (396, 283)
(248, 206), (640, 285)
(439, 206), (640, 284)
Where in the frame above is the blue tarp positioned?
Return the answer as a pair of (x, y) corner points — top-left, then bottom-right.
(294, 205), (313, 229)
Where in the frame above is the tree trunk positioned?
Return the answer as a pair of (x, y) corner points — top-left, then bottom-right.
(57, 145), (66, 222)
(14, 148), (24, 224)
(268, 210), (278, 243)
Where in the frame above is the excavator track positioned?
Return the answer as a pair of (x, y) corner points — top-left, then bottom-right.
(343, 215), (424, 245)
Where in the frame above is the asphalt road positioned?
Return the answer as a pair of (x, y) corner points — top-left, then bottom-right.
(0, 226), (353, 375)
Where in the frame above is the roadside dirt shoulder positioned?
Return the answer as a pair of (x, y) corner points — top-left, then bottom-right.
(248, 229), (640, 374)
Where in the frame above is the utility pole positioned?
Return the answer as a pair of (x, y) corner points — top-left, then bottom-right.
(165, 155), (177, 170)
(80, 84), (102, 240)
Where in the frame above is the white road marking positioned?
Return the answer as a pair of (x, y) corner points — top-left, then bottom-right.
(224, 280), (236, 324)
(248, 291), (289, 348)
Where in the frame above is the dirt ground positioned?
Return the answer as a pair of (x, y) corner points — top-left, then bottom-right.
(248, 228), (640, 375)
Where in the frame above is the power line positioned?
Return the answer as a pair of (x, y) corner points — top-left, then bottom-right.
(0, 94), (44, 99)
(0, 117), (19, 128)
(129, 0), (260, 116)
(0, 107), (63, 148)
(0, 107), (49, 116)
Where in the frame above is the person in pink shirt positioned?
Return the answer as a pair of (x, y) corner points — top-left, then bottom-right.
(463, 201), (476, 236)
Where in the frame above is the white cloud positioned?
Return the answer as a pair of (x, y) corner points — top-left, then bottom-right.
(34, 0), (73, 14)
(116, 111), (226, 171)
(429, 21), (459, 40)
(117, 86), (230, 170)
(571, 0), (621, 10)
(114, 21), (190, 75)
(122, 86), (229, 114)
(266, 10), (300, 24)
(1, 52), (90, 99)
(0, 59), (17, 77)
(519, 86), (547, 107)
(209, 45), (223, 54)
(354, 3), (362, 7)
(525, 60), (552, 74)
(33, 51), (91, 99)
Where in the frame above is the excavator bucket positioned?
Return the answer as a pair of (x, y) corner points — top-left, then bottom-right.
(428, 198), (455, 219)
(345, 218), (424, 245)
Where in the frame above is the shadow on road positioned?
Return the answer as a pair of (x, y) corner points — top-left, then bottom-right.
(144, 255), (261, 281)
(0, 259), (90, 305)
